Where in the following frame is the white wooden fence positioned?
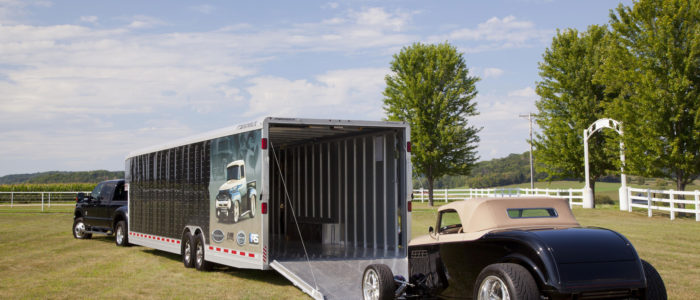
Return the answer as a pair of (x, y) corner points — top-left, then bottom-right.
(0, 191), (90, 211)
(627, 187), (700, 221)
(413, 187), (584, 208)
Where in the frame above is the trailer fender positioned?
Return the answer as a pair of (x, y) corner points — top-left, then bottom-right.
(182, 226), (206, 245)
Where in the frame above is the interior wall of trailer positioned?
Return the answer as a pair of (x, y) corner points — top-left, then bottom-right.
(268, 129), (406, 259)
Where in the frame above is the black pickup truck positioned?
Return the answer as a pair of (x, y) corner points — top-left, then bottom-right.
(72, 179), (129, 246)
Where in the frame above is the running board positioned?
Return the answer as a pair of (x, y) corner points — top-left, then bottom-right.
(270, 260), (324, 300)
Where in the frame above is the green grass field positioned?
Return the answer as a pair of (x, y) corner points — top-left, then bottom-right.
(1, 204), (698, 299)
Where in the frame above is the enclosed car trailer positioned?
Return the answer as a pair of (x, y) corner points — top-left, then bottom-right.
(125, 117), (412, 299)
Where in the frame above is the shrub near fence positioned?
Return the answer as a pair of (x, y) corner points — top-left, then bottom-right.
(413, 187), (585, 208)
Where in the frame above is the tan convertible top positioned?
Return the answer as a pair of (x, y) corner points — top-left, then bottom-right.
(410, 197), (580, 245)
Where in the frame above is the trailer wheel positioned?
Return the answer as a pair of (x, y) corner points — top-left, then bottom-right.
(362, 264), (394, 300)
(194, 233), (213, 271)
(642, 260), (667, 300)
(474, 263), (538, 300)
(250, 195), (256, 218)
(114, 220), (129, 247)
(232, 200), (240, 223)
(72, 217), (92, 239)
(182, 232), (195, 268)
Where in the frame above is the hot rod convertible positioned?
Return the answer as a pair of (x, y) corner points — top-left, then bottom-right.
(361, 197), (666, 300)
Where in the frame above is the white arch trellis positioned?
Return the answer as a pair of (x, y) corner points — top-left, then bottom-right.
(583, 118), (628, 209)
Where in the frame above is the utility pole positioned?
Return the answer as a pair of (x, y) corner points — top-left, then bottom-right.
(519, 113), (535, 189)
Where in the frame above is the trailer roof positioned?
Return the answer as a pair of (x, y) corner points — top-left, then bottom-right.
(126, 117), (408, 159)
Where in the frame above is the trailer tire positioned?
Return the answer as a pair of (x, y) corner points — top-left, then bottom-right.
(114, 220), (129, 247)
(474, 263), (538, 300)
(182, 232), (195, 268)
(73, 217), (92, 239)
(194, 233), (213, 271)
(642, 260), (667, 300)
(362, 264), (394, 300)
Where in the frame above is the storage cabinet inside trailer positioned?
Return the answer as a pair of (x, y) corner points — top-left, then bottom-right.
(266, 121), (410, 299)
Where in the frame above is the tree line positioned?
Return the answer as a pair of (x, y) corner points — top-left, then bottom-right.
(0, 170), (124, 185)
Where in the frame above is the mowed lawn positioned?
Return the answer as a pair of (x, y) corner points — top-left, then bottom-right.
(1, 203), (699, 299)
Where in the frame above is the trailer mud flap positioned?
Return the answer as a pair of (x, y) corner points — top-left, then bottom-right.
(271, 257), (408, 300)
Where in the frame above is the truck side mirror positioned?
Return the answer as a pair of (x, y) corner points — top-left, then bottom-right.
(77, 193), (85, 202)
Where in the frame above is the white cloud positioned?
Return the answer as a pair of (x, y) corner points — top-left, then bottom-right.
(190, 4), (214, 14)
(430, 15), (552, 53)
(127, 15), (167, 29)
(79, 15), (98, 24)
(507, 86), (537, 98)
(483, 67), (504, 78)
(245, 68), (388, 119)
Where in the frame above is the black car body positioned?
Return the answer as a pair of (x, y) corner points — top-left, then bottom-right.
(403, 197), (665, 300)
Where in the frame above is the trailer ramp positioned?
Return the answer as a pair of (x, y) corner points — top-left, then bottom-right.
(271, 257), (408, 300)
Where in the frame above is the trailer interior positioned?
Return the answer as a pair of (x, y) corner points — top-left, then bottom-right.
(267, 120), (410, 299)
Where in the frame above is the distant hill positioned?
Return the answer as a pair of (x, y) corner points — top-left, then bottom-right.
(0, 170), (124, 184)
(414, 152), (550, 189)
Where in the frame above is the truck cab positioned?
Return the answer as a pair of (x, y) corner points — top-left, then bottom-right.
(72, 179), (129, 246)
(215, 160), (257, 223)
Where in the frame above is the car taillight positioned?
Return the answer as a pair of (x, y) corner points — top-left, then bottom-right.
(261, 202), (268, 214)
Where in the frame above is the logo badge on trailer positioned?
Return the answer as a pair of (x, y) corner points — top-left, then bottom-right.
(212, 229), (225, 243)
(236, 231), (246, 246)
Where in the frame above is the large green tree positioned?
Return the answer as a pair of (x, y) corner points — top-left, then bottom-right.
(383, 42), (480, 207)
(534, 25), (619, 205)
(598, 0), (700, 191)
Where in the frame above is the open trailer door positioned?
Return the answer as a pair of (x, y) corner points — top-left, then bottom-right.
(264, 118), (412, 299)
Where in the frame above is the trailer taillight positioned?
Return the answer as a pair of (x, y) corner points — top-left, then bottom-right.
(407, 201), (412, 212)
(261, 138), (268, 150)
(407, 141), (411, 152)
(261, 202), (267, 214)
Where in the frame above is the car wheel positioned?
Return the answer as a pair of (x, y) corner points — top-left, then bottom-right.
(233, 200), (240, 223)
(182, 231), (195, 268)
(194, 233), (213, 271)
(115, 220), (129, 247)
(362, 264), (394, 300)
(250, 195), (256, 218)
(474, 263), (538, 300)
(72, 217), (92, 239)
(642, 260), (667, 300)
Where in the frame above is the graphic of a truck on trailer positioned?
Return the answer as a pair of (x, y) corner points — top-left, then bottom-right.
(125, 117), (411, 299)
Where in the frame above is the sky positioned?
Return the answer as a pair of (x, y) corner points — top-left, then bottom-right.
(0, 0), (631, 176)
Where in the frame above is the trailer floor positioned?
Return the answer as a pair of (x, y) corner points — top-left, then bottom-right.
(272, 256), (408, 300)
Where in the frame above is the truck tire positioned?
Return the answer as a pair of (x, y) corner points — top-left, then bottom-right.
(362, 264), (394, 300)
(73, 217), (92, 239)
(182, 231), (195, 268)
(250, 195), (256, 218)
(474, 263), (538, 300)
(642, 260), (667, 300)
(232, 200), (240, 223)
(114, 220), (129, 247)
(194, 232), (213, 271)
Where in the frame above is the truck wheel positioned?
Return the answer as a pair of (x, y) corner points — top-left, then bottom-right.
(115, 220), (129, 247)
(642, 260), (667, 300)
(474, 263), (538, 300)
(73, 217), (92, 239)
(233, 200), (240, 223)
(194, 233), (213, 271)
(250, 195), (256, 218)
(182, 232), (195, 268)
(362, 264), (394, 300)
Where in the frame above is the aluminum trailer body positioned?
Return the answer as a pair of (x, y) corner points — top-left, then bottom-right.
(125, 117), (412, 299)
